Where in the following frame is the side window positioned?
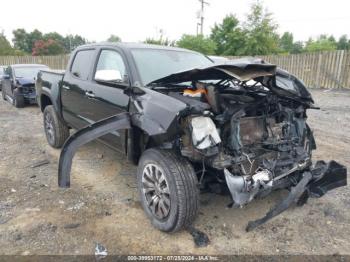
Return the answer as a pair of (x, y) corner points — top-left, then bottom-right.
(71, 49), (95, 80)
(95, 50), (127, 83)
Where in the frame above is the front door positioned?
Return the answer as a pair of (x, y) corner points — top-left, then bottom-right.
(82, 48), (131, 151)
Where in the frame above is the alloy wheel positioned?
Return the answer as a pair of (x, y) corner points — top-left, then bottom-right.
(141, 163), (171, 219)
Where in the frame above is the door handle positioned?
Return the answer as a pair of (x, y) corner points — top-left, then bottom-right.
(62, 85), (70, 90)
(85, 90), (95, 98)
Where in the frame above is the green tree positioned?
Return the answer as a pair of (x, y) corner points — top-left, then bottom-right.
(279, 32), (293, 53)
(177, 34), (216, 55)
(63, 34), (87, 52)
(305, 36), (337, 52)
(12, 29), (43, 53)
(278, 32), (304, 54)
(12, 28), (30, 53)
(43, 32), (65, 43)
(0, 33), (15, 55)
(210, 14), (246, 55)
(242, 1), (279, 55)
(107, 35), (121, 42)
(291, 41), (304, 54)
(143, 37), (175, 46)
(27, 29), (43, 53)
(337, 35), (349, 50)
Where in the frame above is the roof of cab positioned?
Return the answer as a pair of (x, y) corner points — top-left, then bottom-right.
(76, 42), (199, 53)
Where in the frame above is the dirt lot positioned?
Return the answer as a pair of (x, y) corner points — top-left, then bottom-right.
(0, 89), (349, 256)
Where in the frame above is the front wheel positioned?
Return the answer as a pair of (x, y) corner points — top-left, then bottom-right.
(137, 149), (199, 232)
(13, 90), (24, 108)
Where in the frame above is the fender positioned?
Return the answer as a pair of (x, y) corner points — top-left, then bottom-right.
(58, 112), (131, 188)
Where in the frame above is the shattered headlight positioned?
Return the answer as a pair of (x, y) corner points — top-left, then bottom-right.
(191, 116), (221, 150)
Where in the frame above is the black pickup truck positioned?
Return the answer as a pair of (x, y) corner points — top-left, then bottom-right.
(36, 42), (347, 232)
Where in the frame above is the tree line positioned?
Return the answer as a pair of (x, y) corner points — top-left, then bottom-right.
(0, 29), (88, 56)
(172, 2), (350, 55)
(0, 1), (349, 56)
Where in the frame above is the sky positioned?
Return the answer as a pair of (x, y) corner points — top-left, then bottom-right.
(0, 0), (349, 43)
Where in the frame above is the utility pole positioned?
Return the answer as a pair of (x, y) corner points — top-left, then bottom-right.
(198, 0), (209, 35)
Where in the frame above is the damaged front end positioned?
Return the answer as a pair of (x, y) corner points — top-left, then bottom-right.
(143, 58), (347, 230)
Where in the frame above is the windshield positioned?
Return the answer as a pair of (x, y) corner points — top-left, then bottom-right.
(131, 49), (213, 85)
(14, 66), (47, 79)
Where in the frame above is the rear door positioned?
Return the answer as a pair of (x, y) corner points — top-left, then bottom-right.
(61, 49), (96, 129)
(79, 48), (131, 151)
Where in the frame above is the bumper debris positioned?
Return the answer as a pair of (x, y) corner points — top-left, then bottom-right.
(245, 161), (347, 231)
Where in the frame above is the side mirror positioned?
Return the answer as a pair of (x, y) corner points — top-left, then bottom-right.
(95, 69), (122, 82)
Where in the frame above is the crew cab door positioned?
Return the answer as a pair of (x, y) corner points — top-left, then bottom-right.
(61, 47), (130, 152)
(83, 48), (130, 151)
(61, 48), (96, 129)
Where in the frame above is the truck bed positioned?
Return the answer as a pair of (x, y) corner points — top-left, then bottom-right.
(36, 69), (66, 112)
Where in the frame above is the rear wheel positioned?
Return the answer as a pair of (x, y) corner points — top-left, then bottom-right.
(43, 105), (70, 148)
(13, 90), (24, 108)
(137, 149), (199, 232)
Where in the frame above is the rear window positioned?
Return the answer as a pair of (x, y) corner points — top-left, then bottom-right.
(71, 49), (95, 80)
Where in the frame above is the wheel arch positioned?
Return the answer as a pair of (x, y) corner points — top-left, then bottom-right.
(40, 94), (52, 112)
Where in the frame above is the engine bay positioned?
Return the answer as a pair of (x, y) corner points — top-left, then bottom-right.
(158, 79), (316, 206)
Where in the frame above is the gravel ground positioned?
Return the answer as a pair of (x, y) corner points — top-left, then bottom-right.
(0, 89), (349, 256)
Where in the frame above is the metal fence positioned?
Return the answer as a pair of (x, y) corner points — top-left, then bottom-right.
(0, 55), (69, 70)
(1, 50), (350, 88)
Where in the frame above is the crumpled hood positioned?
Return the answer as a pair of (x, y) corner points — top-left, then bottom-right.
(16, 77), (35, 86)
(148, 57), (313, 103)
(149, 57), (276, 84)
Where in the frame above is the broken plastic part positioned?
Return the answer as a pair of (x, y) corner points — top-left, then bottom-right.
(246, 171), (312, 232)
(224, 168), (272, 206)
(245, 160), (347, 231)
(58, 113), (130, 188)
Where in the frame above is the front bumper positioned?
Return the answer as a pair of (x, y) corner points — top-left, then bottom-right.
(23, 92), (37, 104)
(245, 160), (347, 231)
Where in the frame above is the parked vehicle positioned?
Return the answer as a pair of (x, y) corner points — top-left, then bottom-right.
(2, 64), (48, 107)
(0, 66), (6, 91)
(36, 43), (347, 232)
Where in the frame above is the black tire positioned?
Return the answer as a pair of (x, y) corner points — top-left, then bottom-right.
(137, 149), (199, 232)
(43, 105), (70, 148)
(13, 90), (25, 108)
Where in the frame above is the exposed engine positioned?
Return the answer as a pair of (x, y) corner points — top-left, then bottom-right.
(166, 81), (315, 206)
